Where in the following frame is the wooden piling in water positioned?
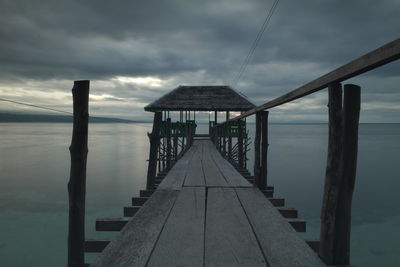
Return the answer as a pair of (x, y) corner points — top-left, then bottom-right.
(68, 80), (89, 267)
(254, 112), (262, 188)
(334, 84), (360, 265)
(319, 82), (343, 264)
(146, 112), (162, 190)
(319, 83), (360, 265)
(259, 111), (269, 190)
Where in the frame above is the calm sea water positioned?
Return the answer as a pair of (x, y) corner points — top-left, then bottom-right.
(0, 122), (399, 266)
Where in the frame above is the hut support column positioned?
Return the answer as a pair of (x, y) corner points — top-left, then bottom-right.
(238, 119), (244, 169)
(166, 118), (172, 170)
(173, 127), (178, 162)
(146, 112), (162, 190)
(223, 123), (227, 156)
(228, 122), (232, 160)
(68, 80), (89, 267)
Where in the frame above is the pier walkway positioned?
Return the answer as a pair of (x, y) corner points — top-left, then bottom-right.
(91, 139), (326, 267)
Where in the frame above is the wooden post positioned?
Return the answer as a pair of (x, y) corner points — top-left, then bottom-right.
(238, 120), (244, 168)
(254, 112), (262, 188)
(173, 127), (178, 162)
(334, 84), (360, 265)
(319, 82), (343, 264)
(146, 112), (162, 190)
(223, 123), (227, 156)
(68, 80), (89, 267)
(166, 118), (172, 170)
(228, 122), (232, 160)
(259, 111), (269, 190)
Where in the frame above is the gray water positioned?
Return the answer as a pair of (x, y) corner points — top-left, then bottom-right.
(0, 123), (399, 266)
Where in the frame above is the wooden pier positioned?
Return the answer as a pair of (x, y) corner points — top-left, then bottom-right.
(90, 138), (325, 267)
(67, 38), (400, 267)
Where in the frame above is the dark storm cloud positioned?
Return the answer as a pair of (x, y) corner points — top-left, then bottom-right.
(0, 0), (399, 121)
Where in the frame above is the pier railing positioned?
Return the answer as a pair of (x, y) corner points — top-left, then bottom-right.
(211, 38), (400, 265)
(146, 114), (194, 189)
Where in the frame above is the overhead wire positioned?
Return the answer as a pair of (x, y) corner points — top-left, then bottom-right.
(231, 0), (280, 87)
(0, 97), (73, 115)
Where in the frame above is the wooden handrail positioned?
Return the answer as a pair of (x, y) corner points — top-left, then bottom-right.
(218, 38), (400, 124)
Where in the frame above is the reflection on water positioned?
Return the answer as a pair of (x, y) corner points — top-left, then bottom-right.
(0, 123), (399, 266)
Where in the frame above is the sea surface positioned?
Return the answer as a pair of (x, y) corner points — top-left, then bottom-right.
(0, 122), (399, 267)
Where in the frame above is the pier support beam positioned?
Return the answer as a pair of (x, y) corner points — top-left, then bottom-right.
(68, 80), (89, 267)
(146, 112), (162, 190)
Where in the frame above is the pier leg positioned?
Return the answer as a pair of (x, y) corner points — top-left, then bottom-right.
(228, 122), (232, 160)
(320, 83), (360, 265)
(319, 83), (343, 264)
(146, 112), (162, 190)
(173, 127), (178, 162)
(68, 80), (89, 267)
(260, 111), (269, 190)
(334, 84), (360, 265)
(254, 112), (262, 188)
(223, 124), (227, 156)
(166, 118), (172, 170)
(320, 82), (343, 264)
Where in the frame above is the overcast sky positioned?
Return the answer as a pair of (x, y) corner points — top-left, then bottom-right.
(0, 0), (399, 122)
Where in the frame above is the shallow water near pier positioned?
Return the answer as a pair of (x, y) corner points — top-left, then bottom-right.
(0, 122), (399, 266)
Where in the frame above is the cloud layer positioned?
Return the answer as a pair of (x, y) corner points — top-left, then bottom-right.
(0, 0), (399, 122)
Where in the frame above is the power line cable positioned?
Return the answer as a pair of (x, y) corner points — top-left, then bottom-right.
(231, 0), (280, 86)
(0, 97), (73, 115)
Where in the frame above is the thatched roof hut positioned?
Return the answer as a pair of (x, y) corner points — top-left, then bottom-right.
(144, 86), (255, 112)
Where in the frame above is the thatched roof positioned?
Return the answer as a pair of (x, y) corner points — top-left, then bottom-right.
(144, 86), (255, 112)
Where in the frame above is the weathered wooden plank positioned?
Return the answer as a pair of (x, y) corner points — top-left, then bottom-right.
(202, 141), (229, 187)
(139, 190), (155, 198)
(123, 206), (140, 217)
(288, 220), (306, 232)
(131, 197), (149, 206)
(95, 218), (128, 231)
(209, 143), (252, 187)
(147, 187), (205, 267)
(184, 141), (205, 186)
(236, 188), (327, 267)
(158, 143), (196, 190)
(278, 208), (298, 218)
(205, 187), (267, 267)
(91, 190), (179, 267)
(268, 198), (285, 207)
(84, 239), (110, 253)
(306, 239), (320, 253)
(223, 38), (400, 122)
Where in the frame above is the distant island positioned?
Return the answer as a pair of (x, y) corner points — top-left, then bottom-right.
(0, 112), (143, 123)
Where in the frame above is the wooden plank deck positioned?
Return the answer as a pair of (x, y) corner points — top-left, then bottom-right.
(91, 140), (327, 267)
